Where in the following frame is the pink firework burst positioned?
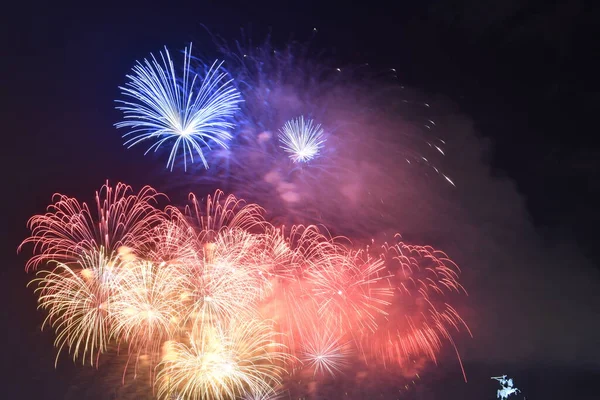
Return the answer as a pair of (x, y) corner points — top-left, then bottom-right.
(20, 181), (166, 271)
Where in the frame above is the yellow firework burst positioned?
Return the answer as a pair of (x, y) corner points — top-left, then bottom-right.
(29, 248), (124, 366)
(110, 259), (184, 362)
(156, 319), (289, 400)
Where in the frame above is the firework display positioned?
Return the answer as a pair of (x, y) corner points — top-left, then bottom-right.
(20, 37), (471, 399)
(21, 183), (469, 398)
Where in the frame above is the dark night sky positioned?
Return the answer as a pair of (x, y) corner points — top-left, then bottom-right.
(2, 1), (599, 398)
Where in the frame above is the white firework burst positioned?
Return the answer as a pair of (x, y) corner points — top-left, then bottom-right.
(301, 329), (353, 377)
(116, 44), (242, 170)
(278, 116), (325, 162)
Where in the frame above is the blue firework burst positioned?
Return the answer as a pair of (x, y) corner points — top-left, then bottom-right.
(116, 44), (242, 170)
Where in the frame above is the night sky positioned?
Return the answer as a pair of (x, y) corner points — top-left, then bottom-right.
(3, 1), (599, 398)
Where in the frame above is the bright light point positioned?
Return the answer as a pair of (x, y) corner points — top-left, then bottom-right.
(278, 116), (326, 163)
(117, 246), (128, 254)
(337, 290), (342, 295)
(80, 269), (94, 279)
(179, 126), (194, 136)
(223, 362), (234, 373)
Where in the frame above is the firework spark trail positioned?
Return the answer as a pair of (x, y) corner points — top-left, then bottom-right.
(175, 190), (267, 235)
(19, 181), (165, 271)
(136, 220), (198, 267)
(259, 226), (299, 281)
(242, 387), (289, 400)
(116, 44), (242, 170)
(210, 33), (335, 129)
